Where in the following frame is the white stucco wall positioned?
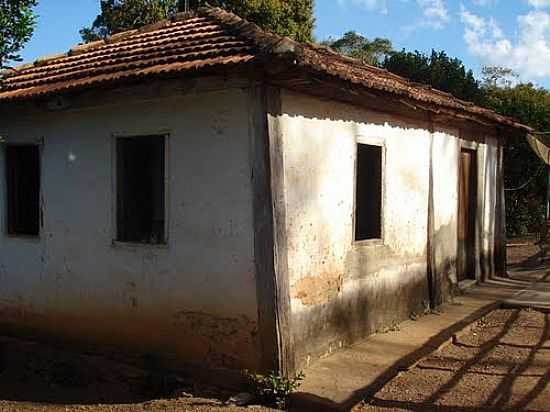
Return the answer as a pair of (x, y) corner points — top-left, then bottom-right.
(277, 90), (432, 366)
(276, 90), (500, 368)
(478, 135), (498, 279)
(0, 86), (260, 370)
(432, 129), (460, 288)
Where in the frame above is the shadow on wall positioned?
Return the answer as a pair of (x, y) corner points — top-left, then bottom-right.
(275, 94), (430, 131)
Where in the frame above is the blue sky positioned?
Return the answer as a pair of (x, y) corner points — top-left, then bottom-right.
(19, 0), (550, 86)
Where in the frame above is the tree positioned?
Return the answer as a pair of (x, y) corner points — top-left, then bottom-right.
(322, 31), (393, 66)
(321, 36), (482, 103)
(481, 66), (518, 88)
(482, 82), (550, 235)
(0, 0), (38, 69)
(81, 0), (314, 43)
(81, 0), (179, 42)
(383, 49), (484, 104)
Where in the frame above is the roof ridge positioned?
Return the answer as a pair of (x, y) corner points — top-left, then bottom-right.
(198, 7), (301, 58)
(198, 7), (502, 124)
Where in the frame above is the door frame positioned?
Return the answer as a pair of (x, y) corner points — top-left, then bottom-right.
(457, 140), (481, 285)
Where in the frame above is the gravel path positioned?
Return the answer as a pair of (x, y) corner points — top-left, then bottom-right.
(355, 308), (550, 412)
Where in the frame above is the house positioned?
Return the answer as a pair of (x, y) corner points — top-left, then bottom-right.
(0, 8), (532, 378)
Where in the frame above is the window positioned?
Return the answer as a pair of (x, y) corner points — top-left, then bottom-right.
(5, 145), (41, 236)
(355, 143), (383, 241)
(116, 135), (165, 244)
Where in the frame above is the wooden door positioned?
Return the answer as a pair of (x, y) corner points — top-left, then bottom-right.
(458, 149), (477, 281)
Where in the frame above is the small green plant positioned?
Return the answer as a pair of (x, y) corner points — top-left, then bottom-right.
(246, 370), (305, 409)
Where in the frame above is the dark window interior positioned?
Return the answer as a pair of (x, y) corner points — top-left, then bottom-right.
(6, 145), (40, 236)
(355, 143), (382, 241)
(116, 135), (165, 244)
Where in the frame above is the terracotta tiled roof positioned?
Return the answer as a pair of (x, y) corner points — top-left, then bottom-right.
(0, 7), (532, 133)
(0, 13), (256, 101)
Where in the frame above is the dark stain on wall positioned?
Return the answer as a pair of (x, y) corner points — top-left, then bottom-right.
(290, 257), (430, 371)
(172, 311), (257, 343)
(290, 221), (464, 372)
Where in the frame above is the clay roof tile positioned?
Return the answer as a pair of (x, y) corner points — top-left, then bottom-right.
(0, 7), (532, 133)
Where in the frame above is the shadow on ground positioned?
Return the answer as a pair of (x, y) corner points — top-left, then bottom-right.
(292, 305), (550, 411)
(0, 244), (547, 412)
(0, 336), (217, 406)
(0, 336), (151, 405)
(290, 245), (550, 412)
(359, 308), (550, 412)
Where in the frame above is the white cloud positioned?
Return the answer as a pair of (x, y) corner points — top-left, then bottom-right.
(336, 0), (389, 13)
(527, 0), (550, 8)
(414, 0), (450, 29)
(472, 0), (497, 6)
(336, 0), (449, 29)
(461, 5), (550, 79)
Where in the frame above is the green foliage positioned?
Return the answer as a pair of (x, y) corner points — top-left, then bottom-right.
(321, 36), (482, 103)
(481, 66), (518, 89)
(0, 0), (38, 69)
(246, 370), (304, 409)
(202, 0), (314, 43)
(80, 0), (180, 42)
(81, 0), (314, 43)
(482, 82), (550, 236)
(322, 31), (393, 66)
(383, 49), (483, 104)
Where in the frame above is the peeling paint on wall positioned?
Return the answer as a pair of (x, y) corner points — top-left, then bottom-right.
(173, 311), (257, 343)
(292, 273), (343, 306)
(277, 90), (500, 370)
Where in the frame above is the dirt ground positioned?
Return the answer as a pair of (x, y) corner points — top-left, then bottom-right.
(0, 241), (546, 412)
(0, 336), (276, 412)
(356, 308), (550, 412)
(2, 311), (547, 412)
(354, 242), (550, 411)
(507, 236), (541, 267)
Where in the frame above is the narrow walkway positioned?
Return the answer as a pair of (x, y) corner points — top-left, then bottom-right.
(505, 266), (550, 311)
(291, 271), (547, 412)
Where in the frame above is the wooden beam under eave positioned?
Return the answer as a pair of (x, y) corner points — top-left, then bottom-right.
(267, 65), (530, 139)
(269, 70), (433, 128)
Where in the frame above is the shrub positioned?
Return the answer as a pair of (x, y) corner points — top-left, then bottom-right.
(245, 370), (305, 409)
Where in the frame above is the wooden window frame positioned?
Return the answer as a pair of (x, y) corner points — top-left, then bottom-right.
(353, 138), (386, 246)
(111, 133), (170, 248)
(4, 143), (42, 239)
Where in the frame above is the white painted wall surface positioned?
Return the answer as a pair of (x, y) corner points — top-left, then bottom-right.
(0, 86), (260, 370)
(277, 90), (433, 366)
(479, 136), (498, 279)
(276, 90), (500, 368)
(279, 90), (430, 302)
(432, 129), (460, 287)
